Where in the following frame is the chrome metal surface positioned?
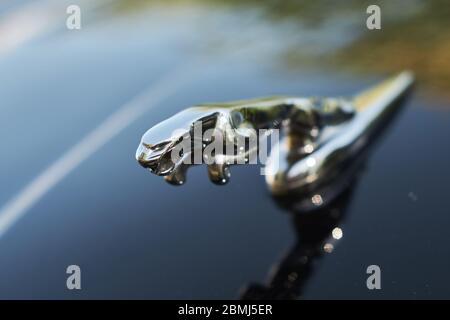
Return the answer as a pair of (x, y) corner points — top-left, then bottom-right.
(136, 72), (414, 201)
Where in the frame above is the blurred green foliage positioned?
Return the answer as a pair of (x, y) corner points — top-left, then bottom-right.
(114, 0), (450, 94)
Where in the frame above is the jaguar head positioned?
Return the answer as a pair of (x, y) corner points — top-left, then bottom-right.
(136, 108), (224, 176)
(135, 118), (191, 176)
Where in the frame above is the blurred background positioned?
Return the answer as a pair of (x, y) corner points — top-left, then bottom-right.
(0, 0), (449, 299)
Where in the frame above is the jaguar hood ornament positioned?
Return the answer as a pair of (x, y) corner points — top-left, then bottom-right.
(136, 72), (414, 202)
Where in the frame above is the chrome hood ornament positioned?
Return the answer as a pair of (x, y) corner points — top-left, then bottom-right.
(136, 72), (414, 201)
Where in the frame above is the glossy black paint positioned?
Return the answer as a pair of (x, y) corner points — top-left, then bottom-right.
(0, 1), (449, 299)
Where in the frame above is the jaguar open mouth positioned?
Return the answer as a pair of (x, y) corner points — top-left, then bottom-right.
(136, 143), (177, 175)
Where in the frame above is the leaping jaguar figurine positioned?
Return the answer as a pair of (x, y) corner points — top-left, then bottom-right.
(135, 72), (413, 205)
